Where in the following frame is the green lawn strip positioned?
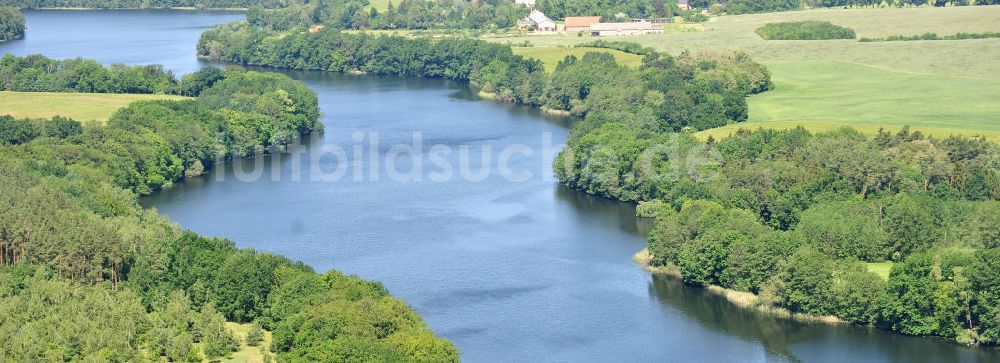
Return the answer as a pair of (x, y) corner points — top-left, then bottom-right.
(0, 91), (188, 123)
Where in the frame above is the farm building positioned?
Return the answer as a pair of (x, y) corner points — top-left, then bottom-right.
(518, 10), (556, 32)
(565, 16), (602, 32)
(590, 22), (664, 36)
(677, 0), (691, 11)
(634, 18), (672, 24)
(515, 0), (536, 7)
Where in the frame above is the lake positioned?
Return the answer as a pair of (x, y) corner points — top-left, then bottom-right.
(3, 9), (998, 363)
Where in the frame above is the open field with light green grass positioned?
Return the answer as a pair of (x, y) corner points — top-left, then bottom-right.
(697, 60), (1000, 141)
(512, 46), (644, 72)
(489, 6), (1000, 140)
(216, 322), (274, 363)
(866, 262), (894, 281)
(0, 91), (187, 122)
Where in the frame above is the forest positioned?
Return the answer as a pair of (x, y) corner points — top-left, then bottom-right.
(557, 123), (1000, 344)
(247, 0), (530, 31)
(198, 22), (769, 132)
(0, 62), (458, 361)
(0, 6), (23, 41)
(1, 54), (179, 94)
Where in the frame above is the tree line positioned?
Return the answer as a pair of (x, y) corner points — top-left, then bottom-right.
(198, 22), (770, 132)
(529, 0), (682, 20)
(0, 6), (23, 41)
(248, 0), (530, 31)
(0, 63), (458, 361)
(1, 54), (183, 94)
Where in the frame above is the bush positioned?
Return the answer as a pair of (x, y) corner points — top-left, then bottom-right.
(755, 21), (856, 40)
(246, 323), (265, 347)
(636, 200), (668, 218)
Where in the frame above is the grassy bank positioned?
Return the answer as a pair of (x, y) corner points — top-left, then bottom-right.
(0, 91), (187, 122)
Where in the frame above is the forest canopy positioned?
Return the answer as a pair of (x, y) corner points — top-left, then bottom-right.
(0, 63), (457, 361)
(0, 6), (23, 41)
(559, 124), (1000, 345)
(1, 54), (179, 94)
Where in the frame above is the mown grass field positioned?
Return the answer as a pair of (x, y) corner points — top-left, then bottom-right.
(512, 46), (644, 72)
(0, 91), (187, 122)
(698, 60), (1000, 141)
(490, 6), (1000, 140)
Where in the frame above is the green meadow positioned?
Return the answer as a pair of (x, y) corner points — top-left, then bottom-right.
(512, 46), (644, 72)
(865, 262), (894, 281)
(0, 91), (187, 122)
(699, 61), (1000, 141)
(490, 6), (1000, 140)
(216, 322), (274, 363)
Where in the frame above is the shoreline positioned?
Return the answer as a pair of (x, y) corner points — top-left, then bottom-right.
(632, 248), (844, 325)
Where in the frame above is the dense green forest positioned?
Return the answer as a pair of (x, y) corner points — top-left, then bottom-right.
(0, 6), (23, 41)
(0, 0), (285, 9)
(0, 63), (458, 361)
(558, 123), (1000, 344)
(248, 0), (529, 31)
(1, 54), (179, 93)
(198, 22), (769, 131)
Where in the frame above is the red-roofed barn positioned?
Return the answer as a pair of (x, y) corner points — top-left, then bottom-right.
(565, 16), (602, 32)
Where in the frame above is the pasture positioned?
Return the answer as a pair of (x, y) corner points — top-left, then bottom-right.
(0, 91), (187, 122)
(491, 6), (1000, 140)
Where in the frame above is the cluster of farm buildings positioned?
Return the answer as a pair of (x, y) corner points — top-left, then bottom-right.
(515, 0), (691, 36)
